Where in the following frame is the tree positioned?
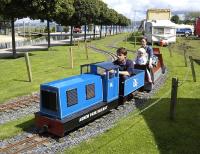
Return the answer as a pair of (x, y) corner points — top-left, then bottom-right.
(31, 0), (74, 48)
(31, 0), (57, 49)
(72, 0), (100, 41)
(97, 1), (109, 38)
(171, 15), (179, 24)
(51, 0), (74, 45)
(0, 0), (32, 58)
(185, 11), (200, 20)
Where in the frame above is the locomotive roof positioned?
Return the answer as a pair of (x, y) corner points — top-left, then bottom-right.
(42, 74), (100, 88)
(92, 61), (119, 70)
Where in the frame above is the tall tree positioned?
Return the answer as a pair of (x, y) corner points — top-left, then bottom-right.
(185, 11), (200, 20)
(96, 1), (109, 38)
(184, 11), (200, 24)
(171, 15), (180, 24)
(31, 0), (57, 49)
(0, 0), (31, 58)
(73, 0), (100, 41)
(31, 0), (74, 48)
(51, 0), (74, 45)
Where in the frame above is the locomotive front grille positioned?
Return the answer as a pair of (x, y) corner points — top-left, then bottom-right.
(86, 83), (95, 100)
(66, 89), (78, 107)
(41, 90), (58, 112)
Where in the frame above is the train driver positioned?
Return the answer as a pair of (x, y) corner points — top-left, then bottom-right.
(113, 47), (134, 80)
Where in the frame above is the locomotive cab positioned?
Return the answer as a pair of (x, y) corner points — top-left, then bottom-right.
(82, 62), (120, 103)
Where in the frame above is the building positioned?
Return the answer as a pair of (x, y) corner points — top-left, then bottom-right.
(147, 9), (171, 20)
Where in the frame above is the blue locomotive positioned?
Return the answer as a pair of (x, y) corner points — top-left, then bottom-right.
(35, 48), (165, 137)
(35, 61), (145, 137)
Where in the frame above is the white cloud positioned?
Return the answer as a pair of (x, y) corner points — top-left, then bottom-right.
(102, 0), (200, 20)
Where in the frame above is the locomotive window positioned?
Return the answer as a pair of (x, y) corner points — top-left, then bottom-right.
(86, 83), (95, 100)
(66, 89), (78, 107)
(41, 90), (58, 112)
(97, 67), (106, 76)
(81, 65), (91, 74)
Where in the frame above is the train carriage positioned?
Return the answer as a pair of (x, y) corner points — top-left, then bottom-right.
(134, 47), (165, 91)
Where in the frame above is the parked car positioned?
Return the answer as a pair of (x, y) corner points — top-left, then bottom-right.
(176, 28), (192, 37)
(73, 26), (82, 33)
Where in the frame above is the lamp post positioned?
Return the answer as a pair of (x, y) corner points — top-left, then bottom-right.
(23, 21), (25, 38)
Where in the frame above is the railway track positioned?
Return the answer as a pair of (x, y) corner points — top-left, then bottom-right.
(0, 134), (50, 154)
(0, 93), (39, 112)
(88, 45), (118, 61)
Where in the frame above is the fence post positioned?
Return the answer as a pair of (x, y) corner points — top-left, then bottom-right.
(170, 77), (178, 120)
(189, 56), (196, 82)
(78, 40), (80, 48)
(69, 47), (73, 69)
(168, 45), (172, 57)
(134, 36), (136, 48)
(184, 50), (187, 67)
(24, 52), (32, 82)
(73, 38), (76, 46)
(85, 41), (89, 60)
(125, 36), (127, 44)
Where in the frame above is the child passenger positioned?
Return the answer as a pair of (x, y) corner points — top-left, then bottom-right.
(133, 48), (148, 65)
(133, 48), (152, 83)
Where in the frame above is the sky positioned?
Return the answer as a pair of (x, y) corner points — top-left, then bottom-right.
(102, 0), (200, 20)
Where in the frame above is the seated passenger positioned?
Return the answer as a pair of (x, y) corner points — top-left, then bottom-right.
(113, 47), (134, 95)
(141, 38), (154, 68)
(133, 48), (148, 65)
(134, 48), (152, 83)
(113, 47), (134, 80)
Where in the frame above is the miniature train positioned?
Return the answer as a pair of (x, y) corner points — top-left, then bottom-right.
(35, 48), (165, 137)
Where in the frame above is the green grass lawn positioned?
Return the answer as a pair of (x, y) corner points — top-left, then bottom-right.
(64, 37), (200, 154)
(0, 115), (34, 140)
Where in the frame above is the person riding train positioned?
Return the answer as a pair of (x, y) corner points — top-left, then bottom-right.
(133, 48), (152, 83)
(113, 47), (134, 79)
(113, 47), (134, 94)
(141, 37), (154, 68)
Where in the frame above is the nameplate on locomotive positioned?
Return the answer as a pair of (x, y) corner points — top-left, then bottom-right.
(79, 106), (108, 122)
(133, 79), (138, 87)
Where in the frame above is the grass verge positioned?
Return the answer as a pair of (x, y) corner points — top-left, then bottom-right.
(0, 40), (108, 103)
(0, 115), (34, 140)
(64, 37), (200, 154)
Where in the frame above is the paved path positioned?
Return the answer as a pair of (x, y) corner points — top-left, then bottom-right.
(0, 36), (92, 58)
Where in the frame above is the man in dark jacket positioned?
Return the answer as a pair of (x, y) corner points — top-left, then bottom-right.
(113, 47), (134, 79)
(113, 47), (134, 95)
